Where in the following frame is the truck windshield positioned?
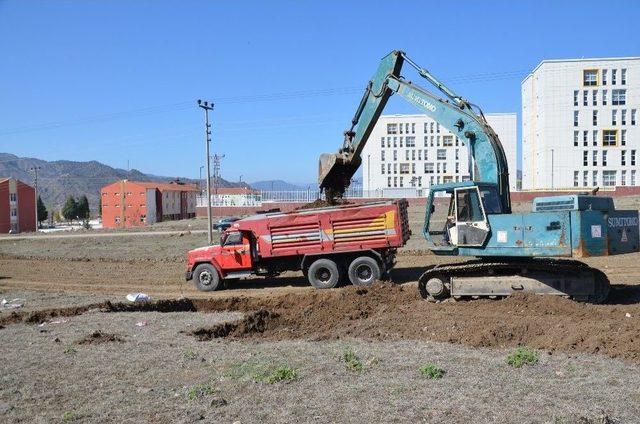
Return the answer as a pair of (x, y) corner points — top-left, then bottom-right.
(222, 231), (242, 246)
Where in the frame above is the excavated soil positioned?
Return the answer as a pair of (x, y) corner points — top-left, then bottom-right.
(3, 282), (640, 362)
(295, 198), (352, 210)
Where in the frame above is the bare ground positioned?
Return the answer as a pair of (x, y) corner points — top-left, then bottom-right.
(1, 200), (640, 422)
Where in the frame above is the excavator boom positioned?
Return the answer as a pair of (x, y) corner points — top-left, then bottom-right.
(318, 50), (511, 213)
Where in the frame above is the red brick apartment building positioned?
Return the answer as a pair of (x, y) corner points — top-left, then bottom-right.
(0, 178), (36, 233)
(101, 180), (199, 229)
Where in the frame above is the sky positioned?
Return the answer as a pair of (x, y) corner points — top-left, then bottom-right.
(1, 0), (639, 185)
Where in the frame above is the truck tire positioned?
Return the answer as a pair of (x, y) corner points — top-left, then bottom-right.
(193, 263), (221, 292)
(348, 256), (381, 286)
(307, 259), (340, 289)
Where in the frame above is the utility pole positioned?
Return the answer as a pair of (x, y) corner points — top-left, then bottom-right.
(199, 165), (204, 193)
(211, 154), (225, 196)
(29, 166), (41, 230)
(198, 99), (214, 245)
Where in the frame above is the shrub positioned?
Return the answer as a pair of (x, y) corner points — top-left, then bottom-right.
(343, 348), (364, 372)
(186, 384), (215, 401)
(419, 362), (446, 379)
(506, 347), (539, 368)
(254, 365), (298, 384)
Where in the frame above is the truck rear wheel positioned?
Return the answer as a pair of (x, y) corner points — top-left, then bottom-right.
(307, 259), (340, 289)
(193, 263), (221, 292)
(348, 256), (381, 286)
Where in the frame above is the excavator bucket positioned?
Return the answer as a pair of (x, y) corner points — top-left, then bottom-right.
(318, 152), (361, 204)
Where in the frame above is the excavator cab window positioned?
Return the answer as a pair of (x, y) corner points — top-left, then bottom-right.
(454, 187), (490, 247)
(479, 186), (502, 214)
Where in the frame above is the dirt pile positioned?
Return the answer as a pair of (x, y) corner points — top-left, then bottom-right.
(2, 283), (639, 362)
(295, 198), (352, 210)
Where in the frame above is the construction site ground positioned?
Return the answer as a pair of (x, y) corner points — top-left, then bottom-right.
(1, 202), (640, 423)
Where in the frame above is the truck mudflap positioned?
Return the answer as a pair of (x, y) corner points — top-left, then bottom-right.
(185, 271), (193, 281)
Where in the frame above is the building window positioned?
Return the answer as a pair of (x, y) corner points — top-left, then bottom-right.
(602, 90), (607, 105)
(442, 135), (453, 146)
(387, 177), (392, 187)
(455, 162), (460, 173)
(411, 150), (416, 160)
(612, 69), (617, 85)
(602, 150), (608, 166)
(632, 170), (637, 186)
(430, 136), (435, 147)
(603, 170), (616, 187)
(411, 123), (415, 134)
(593, 110), (598, 126)
(573, 131), (579, 146)
(593, 150), (598, 166)
(381, 151), (385, 161)
(10, 208), (17, 217)
(412, 163), (416, 174)
(455, 149), (459, 160)
(387, 137), (391, 147)
(437, 149), (446, 160)
(405, 150), (410, 160)
(592, 90), (597, 106)
(583, 130), (588, 145)
(400, 163), (410, 174)
(393, 163), (398, 174)
(612, 89), (626, 105)
(436, 136), (441, 146)
(436, 123), (440, 133)
(115, 216), (121, 224)
(406, 136), (415, 147)
(622, 150), (627, 166)
(393, 177), (397, 187)
(393, 137), (397, 147)
(632, 109), (636, 125)
(430, 122), (434, 133)
(583, 90), (588, 106)
(381, 164), (385, 174)
(442, 162), (447, 173)
(583, 171), (588, 187)
(621, 171), (627, 186)
(381, 137), (385, 147)
(424, 162), (434, 173)
(583, 69), (598, 86)
(612, 110), (617, 125)
(574, 110), (579, 126)
(424, 150), (428, 160)
(593, 171), (598, 186)
(632, 150), (637, 166)
(621, 68), (627, 85)
(603, 130), (617, 146)
(140, 215), (146, 223)
(583, 151), (588, 166)
(9, 193), (16, 202)
(387, 123), (397, 134)
(418, 150), (422, 160)
(592, 130), (598, 146)
(573, 90), (578, 106)
(399, 137), (404, 147)
(574, 171), (579, 187)
(393, 150), (397, 161)
(622, 129), (627, 146)
(622, 109), (627, 125)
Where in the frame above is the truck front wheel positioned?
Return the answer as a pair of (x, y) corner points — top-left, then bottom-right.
(307, 259), (340, 289)
(193, 263), (221, 292)
(348, 256), (381, 286)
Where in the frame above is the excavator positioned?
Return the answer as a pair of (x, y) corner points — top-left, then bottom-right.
(319, 50), (640, 303)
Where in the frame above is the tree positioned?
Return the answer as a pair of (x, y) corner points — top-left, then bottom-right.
(61, 196), (78, 223)
(37, 196), (48, 226)
(98, 197), (102, 218)
(77, 195), (90, 220)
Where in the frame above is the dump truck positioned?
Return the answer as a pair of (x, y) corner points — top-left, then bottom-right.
(186, 199), (410, 291)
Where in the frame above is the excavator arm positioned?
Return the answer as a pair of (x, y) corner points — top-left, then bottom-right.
(318, 50), (511, 213)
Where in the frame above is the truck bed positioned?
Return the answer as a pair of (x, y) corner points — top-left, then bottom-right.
(234, 200), (410, 259)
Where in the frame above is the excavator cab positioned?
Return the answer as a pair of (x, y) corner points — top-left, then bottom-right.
(424, 181), (501, 254)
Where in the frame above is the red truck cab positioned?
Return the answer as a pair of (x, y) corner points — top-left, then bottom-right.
(186, 200), (410, 291)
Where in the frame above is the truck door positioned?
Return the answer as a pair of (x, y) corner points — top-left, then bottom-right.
(219, 231), (252, 270)
(454, 187), (490, 247)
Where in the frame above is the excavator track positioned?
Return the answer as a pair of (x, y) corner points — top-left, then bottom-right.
(418, 258), (610, 304)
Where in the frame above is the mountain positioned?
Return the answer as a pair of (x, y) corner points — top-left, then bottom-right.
(0, 153), (246, 212)
(250, 180), (314, 191)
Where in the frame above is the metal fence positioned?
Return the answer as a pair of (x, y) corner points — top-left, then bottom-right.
(197, 187), (429, 208)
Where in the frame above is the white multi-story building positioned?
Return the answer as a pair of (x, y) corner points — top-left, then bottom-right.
(361, 113), (518, 194)
(522, 57), (640, 190)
